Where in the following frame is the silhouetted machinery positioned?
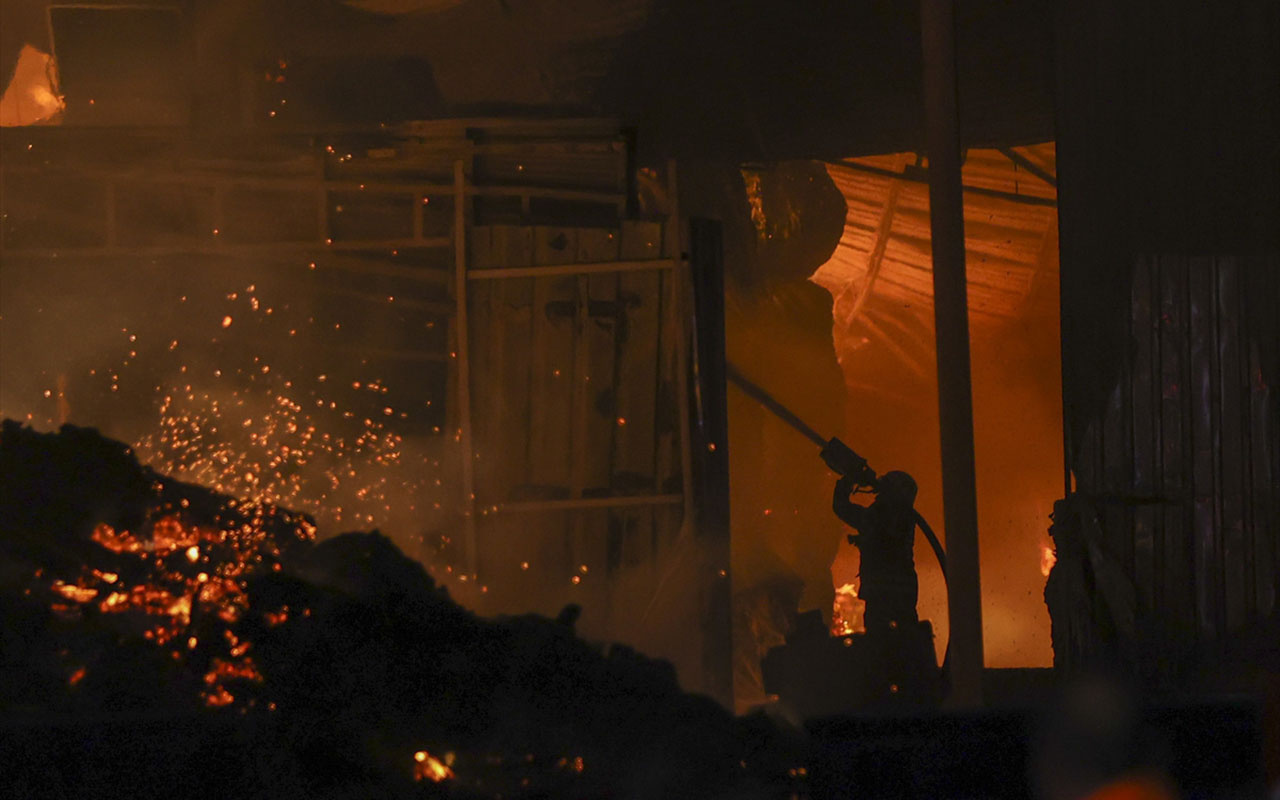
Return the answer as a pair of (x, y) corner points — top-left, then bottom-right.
(762, 609), (942, 716)
(761, 443), (946, 716)
(726, 364), (947, 716)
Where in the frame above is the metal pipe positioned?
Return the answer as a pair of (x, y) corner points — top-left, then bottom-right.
(920, 0), (985, 707)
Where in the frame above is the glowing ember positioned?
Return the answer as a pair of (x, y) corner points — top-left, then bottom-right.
(38, 490), (314, 711)
(122, 287), (445, 532)
(412, 750), (455, 783)
(52, 581), (99, 603)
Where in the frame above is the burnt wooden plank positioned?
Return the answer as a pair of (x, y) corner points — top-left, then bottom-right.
(527, 227), (580, 495)
(466, 279), (493, 494)
(565, 275), (595, 571)
(575, 228), (621, 263)
(473, 279), (505, 498)
(1245, 272), (1277, 619)
(468, 227), (497, 497)
(491, 224), (534, 269)
(484, 279), (512, 499)
(1215, 259), (1248, 630)
(653, 264), (684, 497)
(1115, 298), (1135, 578)
(614, 506), (658, 572)
(1130, 260), (1157, 612)
(1102, 377), (1130, 573)
(1158, 257), (1193, 650)
(533, 225), (577, 266)
(620, 220), (663, 262)
(583, 272), (621, 494)
(612, 269), (662, 494)
(1188, 257), (1219, 638)
(605, 219), (664, 497)
(497, 277), (535, 500)
(525, 275), (576, 495)
(469, 225), (493, 271)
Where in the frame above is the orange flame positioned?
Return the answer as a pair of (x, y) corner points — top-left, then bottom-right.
(413, 751), (455, 783)
(1040, 545), (1057, 577)
(49, 505), (313, 710)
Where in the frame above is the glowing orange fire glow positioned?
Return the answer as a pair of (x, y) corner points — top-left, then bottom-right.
(831, 582), (865, 636)
(1040, 545), (1057, 577)
(413, 750), (455, 783)
(44, 504), (313, 709)
(0, 45), (64, 126)
(52, 581), (99, 603)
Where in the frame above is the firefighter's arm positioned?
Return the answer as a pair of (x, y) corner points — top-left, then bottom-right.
(832, 475), (868, 532)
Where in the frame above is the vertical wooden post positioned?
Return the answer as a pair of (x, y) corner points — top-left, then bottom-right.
(667, 161), (695, 533)
(921, 0), (985, 707)
(454, 159), (478, 578)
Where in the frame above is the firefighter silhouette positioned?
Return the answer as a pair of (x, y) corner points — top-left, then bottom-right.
(832, 470), (920, 631)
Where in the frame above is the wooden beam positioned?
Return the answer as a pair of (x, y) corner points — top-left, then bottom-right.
(3, 237), (453, 259)
(835, 154), (906, 328)
(452, 159), (478, 578)
(467, 259), (676, 281)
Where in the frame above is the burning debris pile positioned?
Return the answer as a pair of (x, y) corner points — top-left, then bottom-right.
(0, 421), (799, 798)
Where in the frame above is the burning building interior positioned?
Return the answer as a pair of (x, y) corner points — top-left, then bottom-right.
(1, 0), (1277, 797)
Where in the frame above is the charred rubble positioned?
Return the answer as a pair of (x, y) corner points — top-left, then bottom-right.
(0, 421), (801, 799)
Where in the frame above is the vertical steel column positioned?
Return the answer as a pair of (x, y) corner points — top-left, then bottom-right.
(688, 217), (734, 708)
(920, 0), (985, 706)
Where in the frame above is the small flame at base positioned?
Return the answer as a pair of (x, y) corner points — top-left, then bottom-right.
(1040, 545), (1057, 577)
(413, 750), (455, 783)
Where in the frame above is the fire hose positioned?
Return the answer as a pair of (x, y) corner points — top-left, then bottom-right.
(724, 362), (948, 581)
(724, 361), (952, 676)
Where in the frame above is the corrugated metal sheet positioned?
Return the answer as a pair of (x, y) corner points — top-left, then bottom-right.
(1073, 255), (1279, 677)
(811, 145), (1058, 367)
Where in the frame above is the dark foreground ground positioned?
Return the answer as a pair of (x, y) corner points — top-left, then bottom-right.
(0, 422), (1265, 798)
